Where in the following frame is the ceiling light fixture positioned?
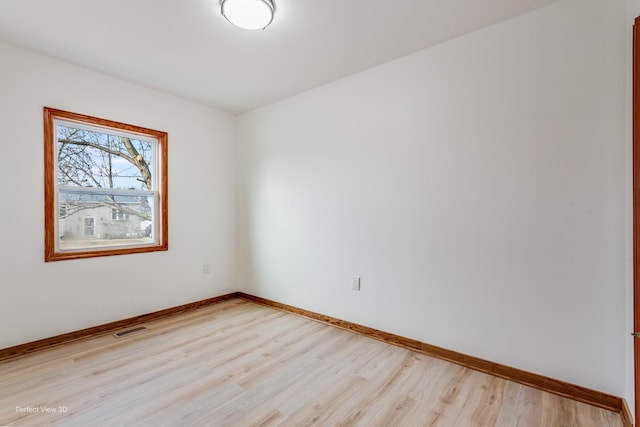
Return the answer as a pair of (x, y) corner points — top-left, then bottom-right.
(221, 0), (275, 30)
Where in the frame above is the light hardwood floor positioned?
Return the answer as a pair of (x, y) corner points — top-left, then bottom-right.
(0, 298), (624, 426)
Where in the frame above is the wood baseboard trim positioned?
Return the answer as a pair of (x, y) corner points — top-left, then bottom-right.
(0, 292), (240, 362)
(622, 398), (634, 427)
(237, 292), (625, 415)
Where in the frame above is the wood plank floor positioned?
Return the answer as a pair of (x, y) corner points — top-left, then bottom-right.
(0, 298), (623, 426)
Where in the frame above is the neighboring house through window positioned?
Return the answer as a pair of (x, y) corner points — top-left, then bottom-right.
(44, 107), (168, 261)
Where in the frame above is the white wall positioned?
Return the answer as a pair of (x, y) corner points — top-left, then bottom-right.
(238, 0), (629, 399)
(0, 42), (237, 348)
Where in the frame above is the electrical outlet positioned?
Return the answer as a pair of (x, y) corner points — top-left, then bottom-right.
(203, 264), (210, 274)
(352, 277), (361, 291)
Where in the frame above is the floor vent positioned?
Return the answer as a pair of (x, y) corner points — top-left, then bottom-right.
(113, 326), (147, 338)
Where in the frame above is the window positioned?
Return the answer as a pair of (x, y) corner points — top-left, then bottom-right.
(44, 107), (168, 261)
(83, 217), (96, 236)
(112, 209), (130, 221)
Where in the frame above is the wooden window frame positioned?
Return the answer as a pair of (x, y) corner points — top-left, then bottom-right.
(44, 107), (168, 262)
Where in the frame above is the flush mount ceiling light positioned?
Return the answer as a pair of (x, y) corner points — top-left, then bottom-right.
(221, 0), (275, 30)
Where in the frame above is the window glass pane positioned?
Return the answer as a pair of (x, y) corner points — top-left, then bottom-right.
(56, 125), (155, 191)
(58, 191), (155, 250)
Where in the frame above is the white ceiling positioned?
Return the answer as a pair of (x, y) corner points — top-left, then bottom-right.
(0, 0), (557, 113)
